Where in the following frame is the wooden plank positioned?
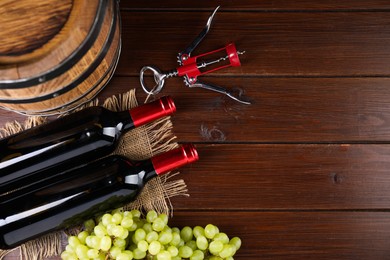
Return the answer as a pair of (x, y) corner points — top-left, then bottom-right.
(3, 76), (390, 143)
(170, 144), (390, 210)
(169, 211), (390, 259)
(117, 11), (390, 76)
(2, 76), (390, 144)
(0, 74), (390, 143)
(121, 1), (390, 11)
(80, 77), (390, 143)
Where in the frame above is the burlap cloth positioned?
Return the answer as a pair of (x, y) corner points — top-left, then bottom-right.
(0, 89), (188, 259)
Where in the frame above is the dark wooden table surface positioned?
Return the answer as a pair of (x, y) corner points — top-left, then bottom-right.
(2, 1), (390, 259)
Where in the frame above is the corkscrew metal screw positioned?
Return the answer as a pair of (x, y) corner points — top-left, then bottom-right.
(139, 6), (250, 105)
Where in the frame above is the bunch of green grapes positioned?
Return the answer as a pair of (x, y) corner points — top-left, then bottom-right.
(61, 209), (241, 260)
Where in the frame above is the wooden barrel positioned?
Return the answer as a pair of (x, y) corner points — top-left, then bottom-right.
(0, 0), (121, 115)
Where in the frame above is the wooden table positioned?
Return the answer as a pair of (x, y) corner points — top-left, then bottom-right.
(2, 1), (390, 259)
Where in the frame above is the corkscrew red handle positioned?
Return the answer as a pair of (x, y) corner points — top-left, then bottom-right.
(177, 43), (242, 85)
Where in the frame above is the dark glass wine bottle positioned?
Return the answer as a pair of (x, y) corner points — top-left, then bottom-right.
(0, 96), (176, 195)
(0, 144), (198, 249)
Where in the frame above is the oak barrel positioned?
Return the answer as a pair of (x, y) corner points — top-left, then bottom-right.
(0, 0), (121, 115)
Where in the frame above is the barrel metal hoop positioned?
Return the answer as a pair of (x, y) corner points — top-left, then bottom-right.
(40, 31), (122, 116)
(0, 0), (107, 89)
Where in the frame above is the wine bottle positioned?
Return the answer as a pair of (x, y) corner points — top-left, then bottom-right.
(0, 144), (198, 249)
(0, 96), (176, 195)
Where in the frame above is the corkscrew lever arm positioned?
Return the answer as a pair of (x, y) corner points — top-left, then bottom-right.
(190, 80), (250, 105)
(177, 6), (220, 65)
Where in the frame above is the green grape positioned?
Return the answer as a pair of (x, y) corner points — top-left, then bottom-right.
(99, 236), (112, 251)
(137, 240), (149, 252)
(146, 210), (158, 223)
(190, 250), (205, 260)
(83, 219), (96, 232)
(166, 245), (179, 257)
(186, 240), (197, 251)
(133, 248), (147, 259)
(148, 240), (162, 255)
(106, 223), (116, 236)
(77, 230), (89, 245)
(134, 228), (146, 242)
(178, 245), (193, 258)
(134, 218), (146, 229)
(67, 236), (80, 249)
(218, 244), (236, 258)
(112, 212), (123, 224)
(214, 232), (229, 244)
(193, 226), (205, 238)
(131, 235), (138, 245)
(180, 226), (193, 242)
(146, 231), (159, 243)
(128, 222), (138, 231)
(209, 240), (224, 255)
(169, 232), (181, 246)
(94, 224), (107, 237)
(87, 248), (99, 259)
(157, 250), (171, 260)
(178, 239), (185, 247)
(158, 213), (169, 225)
(121, 216), (134, 229)
(159, 230), (173, 245)
(111, 208), (123, 215)
(112, 225), (125, 238)
(60, 251), (77, 260)
(196, 235), (208, 251)
(225, 257), (234, 260)
(163, 226), (172, 235)
(204, 224), (219, 239)
(114, 237), (127, 248)
(117, 251), (134, 260)
(101, 213), (113, 227)
(152, 217), (166, 232)
(85, 236), (93, 247)
(109, 246), (122, 258)
(123, 210), (133, 218)
(172, 257), (182, 260)
(64, 245), (74, 255)
(89, 236), (101, 250)
(171, 227), (180, 233)
(75, 244), (89, 259)
(131, 209), (141, 218)
(143, 223), (153, 233)
(120, 228), (129, 240)
(229, 236), (242, 250)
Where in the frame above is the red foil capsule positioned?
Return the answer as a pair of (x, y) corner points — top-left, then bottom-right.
(151, 144), (199, 175)
(129, 96), (176, 127)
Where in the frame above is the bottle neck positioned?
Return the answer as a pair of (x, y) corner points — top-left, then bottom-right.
(115, 110), (135, 131)
(121, 159), (157, 187)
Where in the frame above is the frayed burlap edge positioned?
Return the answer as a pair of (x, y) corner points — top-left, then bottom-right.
(0, 89), (189, 259)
